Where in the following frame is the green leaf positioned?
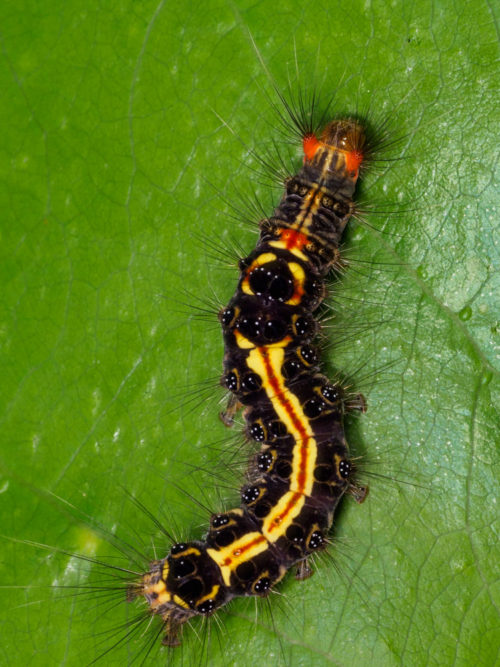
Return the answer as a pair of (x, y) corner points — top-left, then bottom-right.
(0, 1), (498, 666)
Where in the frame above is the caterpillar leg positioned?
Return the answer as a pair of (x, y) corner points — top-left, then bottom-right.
(295, 559), (313, 581)
(346, 392), (367, 413)
(348, 483), (369, 504)
(220, 394), (243, 427)
(161, 620), (182, 648)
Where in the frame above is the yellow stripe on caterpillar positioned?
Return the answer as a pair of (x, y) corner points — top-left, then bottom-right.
(207, 532), (268, 586)
(268, 239), (308, 262)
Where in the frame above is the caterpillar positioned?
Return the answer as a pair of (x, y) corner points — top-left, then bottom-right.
(129, 112), (371, 646)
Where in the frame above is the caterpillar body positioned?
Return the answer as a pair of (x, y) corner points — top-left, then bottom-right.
(132, 118), (368, 646)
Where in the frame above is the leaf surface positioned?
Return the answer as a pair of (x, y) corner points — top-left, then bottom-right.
(0, 1), (498, 665)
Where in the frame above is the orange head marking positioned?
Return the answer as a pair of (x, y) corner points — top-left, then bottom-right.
(344, 149), (364, 174)
(302, 133), (320, 162)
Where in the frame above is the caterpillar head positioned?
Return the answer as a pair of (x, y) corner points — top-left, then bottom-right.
(321, 119), (366, 154)
(132, 542), (227, 647)
(303, 119), (366, 178)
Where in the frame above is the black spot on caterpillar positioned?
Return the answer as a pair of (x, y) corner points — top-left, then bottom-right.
(0, 5), (498, 667)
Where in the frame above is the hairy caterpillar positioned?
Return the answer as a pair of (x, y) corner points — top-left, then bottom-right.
(132, 114), (371, 646)
(1, 4), (498, 665)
